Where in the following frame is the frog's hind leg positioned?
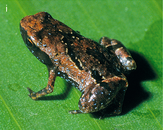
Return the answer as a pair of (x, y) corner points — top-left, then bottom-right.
(27, 67), (57, 100)
(97, 86), (128, 119)
(111, 86), (128, 115)
(99, 37), (136, 73)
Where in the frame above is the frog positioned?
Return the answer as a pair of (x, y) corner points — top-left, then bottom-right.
(20, 12), (136, 116)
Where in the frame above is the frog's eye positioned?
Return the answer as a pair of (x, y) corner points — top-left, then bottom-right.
(26, 38), (34, 47)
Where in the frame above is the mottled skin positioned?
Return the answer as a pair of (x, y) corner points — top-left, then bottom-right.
(20, 12), (136, 115)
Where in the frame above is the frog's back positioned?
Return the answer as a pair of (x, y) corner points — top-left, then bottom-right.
(62, 31), (122, 79)
(20, 12), (121, 82)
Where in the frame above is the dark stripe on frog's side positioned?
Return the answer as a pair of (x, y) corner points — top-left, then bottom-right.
(59, 30), (85, 71)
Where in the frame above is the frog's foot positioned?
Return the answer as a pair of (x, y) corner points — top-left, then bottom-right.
(99, 36), (136, 72)
(27, 87), (40, 100)
(27, 85), (54, 100)
(69, 110), (84, 114)
(27, 68), (56, 100)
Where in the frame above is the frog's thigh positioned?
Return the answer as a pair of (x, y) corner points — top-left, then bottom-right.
(99, 36), (136, 71)
(28, 67), (56, 100)
(70, 75), (128, 114)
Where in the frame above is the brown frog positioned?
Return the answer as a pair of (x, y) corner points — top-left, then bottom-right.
(20, 12), (136, 115)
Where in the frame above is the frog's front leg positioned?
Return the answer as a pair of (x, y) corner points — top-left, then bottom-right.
(99, 37), (136, 72)
(69, 74), (128, 114)
(27, 66), (57, 100)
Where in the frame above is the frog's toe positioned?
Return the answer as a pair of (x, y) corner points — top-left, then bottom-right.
(27, 87), (38, 100)
(69, 110), (83, 114)
(113, 108), (122, 115)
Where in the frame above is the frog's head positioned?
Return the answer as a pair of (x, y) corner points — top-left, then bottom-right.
(20, 12), (53, 65)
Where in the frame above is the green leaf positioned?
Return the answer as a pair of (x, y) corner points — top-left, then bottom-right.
(0, 0), (162, 129)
